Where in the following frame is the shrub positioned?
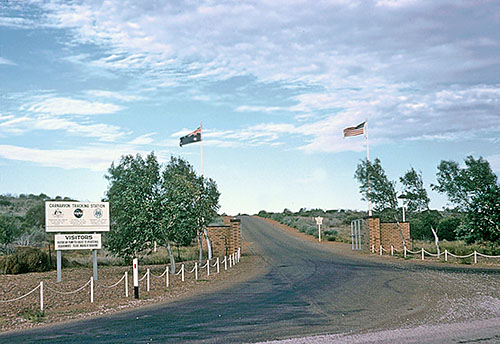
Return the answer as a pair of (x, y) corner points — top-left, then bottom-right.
(437, 217), (461, 241)
(2, 247), (51, 274)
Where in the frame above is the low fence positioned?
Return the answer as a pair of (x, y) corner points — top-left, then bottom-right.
(0, 248), (241, 312)
(370, 244), (500, 264)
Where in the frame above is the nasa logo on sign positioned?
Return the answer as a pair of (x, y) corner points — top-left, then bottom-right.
(94, 208), (103, 218)
(53, 208), (63, 218)
(74, 208), (84, 218)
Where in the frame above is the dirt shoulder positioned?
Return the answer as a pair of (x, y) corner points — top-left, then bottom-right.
(0, 240), (267, 334)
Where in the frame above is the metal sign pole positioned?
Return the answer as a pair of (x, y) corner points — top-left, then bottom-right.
(93, 249), (98, 281)
(56, 248), (62, 282)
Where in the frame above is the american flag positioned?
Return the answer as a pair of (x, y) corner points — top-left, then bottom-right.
(343, 121), (365, 137)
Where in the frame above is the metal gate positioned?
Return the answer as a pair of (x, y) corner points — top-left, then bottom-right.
(351, 219), (363, 250)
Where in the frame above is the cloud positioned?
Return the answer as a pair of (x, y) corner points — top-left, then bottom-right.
(26, 97), (122, 116)
(0, 114), (129, 142)
(0, 144), (143, 171)
(0, 57), (15, 65)
(129, 133), (156, 145)
(86, 90), (145, 102)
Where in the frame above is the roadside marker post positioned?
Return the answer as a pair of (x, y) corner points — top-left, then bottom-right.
(133, 258), (139, 299)
(125, 271), (129, 297)
(40, 282), (44, 311)
(315, 217), (323, 242)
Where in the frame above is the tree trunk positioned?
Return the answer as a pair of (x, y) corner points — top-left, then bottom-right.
(394, 216), (406, 249)
(203, 227), (212, 260)
(198, 232), (203, 264)
(167, 241), (176, 274)
(430, 226), (440, 259)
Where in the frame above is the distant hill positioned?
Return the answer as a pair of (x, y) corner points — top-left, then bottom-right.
(0, 193), (77, 218)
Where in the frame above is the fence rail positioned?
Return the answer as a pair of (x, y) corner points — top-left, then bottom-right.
(370, 244), (500, 264)
(0, 248), (242, 314)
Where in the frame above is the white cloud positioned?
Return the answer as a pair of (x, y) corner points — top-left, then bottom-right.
(86, 90), (145, 102)
(236, 105), (286, 113)
(0, 57), (15, 65)
(26, 97), (122, 116)
(129, 133), (156, 145)
(0, 144), (144, 171)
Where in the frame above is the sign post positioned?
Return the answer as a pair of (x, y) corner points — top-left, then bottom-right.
(315, 216), (323, 242)
(45, 202), (109, 282)
(133, 258), (139, 299)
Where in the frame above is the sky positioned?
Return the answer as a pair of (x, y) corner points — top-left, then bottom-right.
(0, 0), (499, 215)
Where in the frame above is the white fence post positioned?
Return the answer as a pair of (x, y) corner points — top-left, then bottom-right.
(216, 257), (220, 274)
(181, 264), (185, 282)
(445, 249), (448, 262)
(391, 245), (394, 256)
(195, 262), (198, 280)
(125, 271), (129, 297)
(224, 256), (227, 271)
(404, 246), (407, 258)
(474, 251), (477, 264)
(147, 268), (150, 292)
(229, 254), (232, 268)
(238, 247), (241, 262)
(379, 245), (383, 256)
(372, 245), (375, 254)
(207, 259), (210, 277)
(40, 281), (44, 311)
(421, 248), (424, 261)
(90, 277), (94, 303)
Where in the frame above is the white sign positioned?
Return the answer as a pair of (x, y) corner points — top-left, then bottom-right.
(45, 201), (110, 232)
(315, 216), (323, 225)
(55, 234), (102, 250)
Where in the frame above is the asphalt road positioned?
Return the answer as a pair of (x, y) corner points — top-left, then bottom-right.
(2, 216), (500, 343)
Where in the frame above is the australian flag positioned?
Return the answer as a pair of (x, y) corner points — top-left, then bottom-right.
(180, 127), (202, 147)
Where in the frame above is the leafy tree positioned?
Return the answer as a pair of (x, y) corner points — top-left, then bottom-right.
(354, 158), (397, 212)
(399, 167), (430, 213)
(194, 177), (221, 262)
(457, 186), (500, 244)
(104, 152), (161, 261)
(432, 156), (498, 210)
(437, 217), (460, 241)
(432, 156), (499, 243)
(158, 157), (200, 271)
(0, 214), (22, 254)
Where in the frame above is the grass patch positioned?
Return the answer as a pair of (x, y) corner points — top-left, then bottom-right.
(18, 308), (45, 323)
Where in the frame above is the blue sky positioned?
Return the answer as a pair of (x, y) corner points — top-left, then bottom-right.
(0, 0), (499, 215)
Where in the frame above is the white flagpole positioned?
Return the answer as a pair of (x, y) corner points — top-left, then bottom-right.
(365, 120), (372, 217)
(200, 121), (204, 176)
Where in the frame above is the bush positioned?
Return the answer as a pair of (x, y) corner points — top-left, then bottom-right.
(437, 217), (461, 241)
(2, 247), (51, 274)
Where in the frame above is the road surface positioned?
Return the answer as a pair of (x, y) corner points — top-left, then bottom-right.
(2, 216), (500, 343)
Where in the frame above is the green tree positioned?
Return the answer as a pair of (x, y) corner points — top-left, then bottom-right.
(399, 167), (430, 213)
(104, 152), (161, 261)
(194, 177), (220, 262)
(354, 158), (397, 212)
(457, 186), (500, 244)
(0, 214), (21, 254)
(432, 156), (497, 210)
(158, 157), (200, 271)
(432, 156), (499, 243)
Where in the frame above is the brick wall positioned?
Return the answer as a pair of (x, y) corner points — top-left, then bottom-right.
(202, 217), (241, 257)
(363, 217), (410, 251)
(380, 222), (410, 251)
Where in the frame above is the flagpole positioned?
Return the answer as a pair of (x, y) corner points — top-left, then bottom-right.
(365, 120), (372, 217)
(200, 121), (204, 176)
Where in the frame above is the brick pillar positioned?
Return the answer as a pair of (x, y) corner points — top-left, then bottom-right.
(230, 219), (241, 254)
(364, 217), (380, 251)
